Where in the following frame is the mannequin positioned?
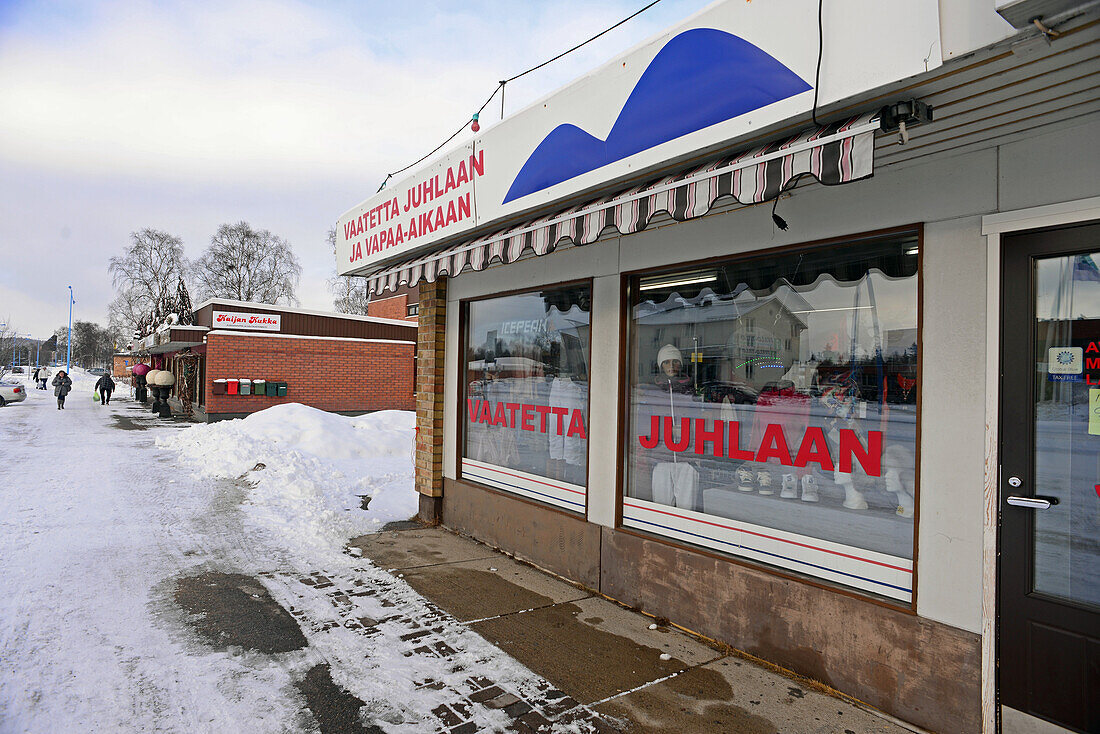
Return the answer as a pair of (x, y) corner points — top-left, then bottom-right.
(650, 344), (700, 510)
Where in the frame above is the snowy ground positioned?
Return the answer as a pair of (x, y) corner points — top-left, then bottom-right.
(0, 372), (600, 733)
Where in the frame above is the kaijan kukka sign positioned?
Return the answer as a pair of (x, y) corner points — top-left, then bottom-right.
(212, 311), (281, 332)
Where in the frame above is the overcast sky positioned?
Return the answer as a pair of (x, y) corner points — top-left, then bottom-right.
(0, 0), (703, 339)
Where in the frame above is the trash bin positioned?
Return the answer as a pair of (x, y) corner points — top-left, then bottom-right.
(276, 382), (288, 397)
(213, 379), (227, 395)
(252, 379), (266, 396)
(226, 378), (239, 395)
(266, 381), (278, 397)
(239, 378), (252, 396)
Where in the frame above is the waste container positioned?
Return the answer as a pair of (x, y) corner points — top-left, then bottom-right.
(226, 378), (239, 395)
(212, 379), (227, 395)
(239, 379), (252, 396)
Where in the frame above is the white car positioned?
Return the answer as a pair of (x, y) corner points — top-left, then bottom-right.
(0, 381), (28, 406)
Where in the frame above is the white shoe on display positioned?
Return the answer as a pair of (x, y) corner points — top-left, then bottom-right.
(756, 470), (774, 495)
(780, 473), (797, 499)
(736, 466), (754, 492)
(800, 475), (819, 502)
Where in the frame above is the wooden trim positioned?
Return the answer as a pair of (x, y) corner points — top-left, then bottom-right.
(614, 272), (631, 529)
(617, 223), (923, 611)
(614, 525), (915, 615)
(910, 222), (924, 614)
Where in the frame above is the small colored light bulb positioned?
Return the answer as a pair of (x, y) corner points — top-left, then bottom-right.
(471, 113), (480, 133)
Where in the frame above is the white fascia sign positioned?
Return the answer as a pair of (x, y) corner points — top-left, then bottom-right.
(212, 311), (281, 332)
(336, 0), (942, 277)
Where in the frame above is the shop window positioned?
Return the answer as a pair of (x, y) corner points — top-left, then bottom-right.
(407, 303), (419, 317)
(462, 284), (591, 513)
(624, 232), (919, 603)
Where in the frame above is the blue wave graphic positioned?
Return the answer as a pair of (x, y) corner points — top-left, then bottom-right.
(503, 28), (811, 204)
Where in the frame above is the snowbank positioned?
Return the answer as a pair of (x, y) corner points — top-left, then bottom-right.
(157, 404), (417, 558)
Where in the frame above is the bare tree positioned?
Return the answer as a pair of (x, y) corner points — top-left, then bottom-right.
(0, 319), (15, 368)
(326, 227), (371, 315)
(193, 222), (301, 305)
(109, 229), (189, 337)
(71, 320), (114, 367)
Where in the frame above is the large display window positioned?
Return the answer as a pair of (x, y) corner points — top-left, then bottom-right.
(462, 284), (591, 513)
(624, 231), (920, 602)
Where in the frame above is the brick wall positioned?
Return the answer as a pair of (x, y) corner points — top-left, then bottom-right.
(415, 279), (446, 519)
(203, 333), (415, 416)
(113, 354), (145, 379)
(367, 293), (418, 322)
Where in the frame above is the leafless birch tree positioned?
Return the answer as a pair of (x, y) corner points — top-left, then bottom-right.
(108, 229), (189, 337)
(193, 222), (301, 305)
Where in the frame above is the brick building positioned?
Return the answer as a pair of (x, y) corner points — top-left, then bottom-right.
(365, 283), (419, 323)
(134, 298), (417, 422)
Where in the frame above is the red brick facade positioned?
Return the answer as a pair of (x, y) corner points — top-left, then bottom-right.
(204, 333), (415, 417)
(114, 354), (145, 379)
(367, 285), (419, 323)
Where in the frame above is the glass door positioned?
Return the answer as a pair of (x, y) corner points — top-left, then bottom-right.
(999, 221), (1100, 734)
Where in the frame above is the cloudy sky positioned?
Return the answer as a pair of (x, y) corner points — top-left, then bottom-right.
(0, 0), (702, 339)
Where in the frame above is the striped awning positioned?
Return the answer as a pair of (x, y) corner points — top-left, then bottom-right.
(368, 112), (878, 295)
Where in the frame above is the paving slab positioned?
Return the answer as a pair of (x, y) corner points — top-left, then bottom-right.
(471, 596), (721, 705)
(399, 555), (591, 622)
(348, 528), (498, 570)
(594, 656), (909, 734)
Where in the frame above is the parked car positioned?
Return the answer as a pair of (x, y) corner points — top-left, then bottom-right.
(0, 381), (27, 406)
(86, 367), (108, 376)
(10, 366), (24, 374)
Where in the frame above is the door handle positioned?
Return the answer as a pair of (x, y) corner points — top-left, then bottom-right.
(1006, 496), (1058, 509)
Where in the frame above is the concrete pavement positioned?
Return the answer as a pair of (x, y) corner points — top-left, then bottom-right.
(349, 526), (918, 734)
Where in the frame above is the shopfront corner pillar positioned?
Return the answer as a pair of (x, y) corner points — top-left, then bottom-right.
(415, 277), (447, 523)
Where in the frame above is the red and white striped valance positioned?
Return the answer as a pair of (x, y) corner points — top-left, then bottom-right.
(368, 113), (878, 295)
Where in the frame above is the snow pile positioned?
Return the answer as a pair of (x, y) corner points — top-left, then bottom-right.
(157, 404), (417, 556)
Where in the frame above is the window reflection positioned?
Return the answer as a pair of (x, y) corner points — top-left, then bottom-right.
(626, 234), (919, 567)
(463, 286), (591, 506)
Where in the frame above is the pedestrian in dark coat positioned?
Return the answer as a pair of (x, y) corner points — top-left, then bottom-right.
(95, 374), (116, 405)
(53, 371), (72, 410)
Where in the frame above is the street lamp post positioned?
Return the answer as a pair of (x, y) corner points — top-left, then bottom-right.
(66, 286), (74, 374)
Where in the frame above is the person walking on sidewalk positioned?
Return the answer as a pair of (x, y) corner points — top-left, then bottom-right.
(37, 365), (50, 390)
(52, 370), (72, 410)
(95, 373), (115, 405)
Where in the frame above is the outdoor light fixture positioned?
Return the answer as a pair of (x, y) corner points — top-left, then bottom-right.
(639, 270), (718, 291)
(879, 100), (933, 145)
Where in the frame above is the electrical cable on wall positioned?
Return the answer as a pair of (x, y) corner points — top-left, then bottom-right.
(377, 0), (664, 192)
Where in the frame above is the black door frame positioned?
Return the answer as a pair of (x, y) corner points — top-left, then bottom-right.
(998, 220), (1100, 733)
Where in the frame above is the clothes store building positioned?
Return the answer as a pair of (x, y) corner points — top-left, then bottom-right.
(337, 2), (1100, 732)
